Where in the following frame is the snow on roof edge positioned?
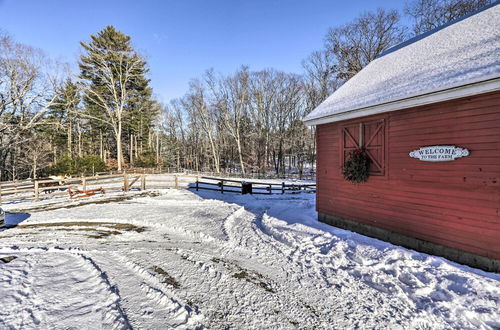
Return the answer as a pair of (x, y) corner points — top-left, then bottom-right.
(303, 3), (500, 125)
(378, 1), (500, 59)
(303, 77), (500, 126)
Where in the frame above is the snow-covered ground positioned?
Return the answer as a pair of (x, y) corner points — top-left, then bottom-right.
(0, 189), (499, 329)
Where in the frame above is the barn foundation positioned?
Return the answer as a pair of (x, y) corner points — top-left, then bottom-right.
(319, 212), (500, 273)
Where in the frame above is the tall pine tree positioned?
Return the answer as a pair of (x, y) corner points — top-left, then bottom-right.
(79, 26), (153, 171)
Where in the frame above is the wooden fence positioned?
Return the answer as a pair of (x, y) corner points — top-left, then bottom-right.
(0, 172), (316, 205)
(0, 173), (198, 205)
(195, 177), (316, 195)
(94, 167), (316, 181)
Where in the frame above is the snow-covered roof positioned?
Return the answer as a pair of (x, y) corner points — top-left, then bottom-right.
(304, 2), (500, 125)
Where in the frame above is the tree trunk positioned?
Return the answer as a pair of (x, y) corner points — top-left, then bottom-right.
(68, 122), (72, 155)
(235, 135), (245, 175)
(78, 127), (82, 157)
(134, 135), (138, 158)
(116, 122), (123, 171)
(33, 158), (37, 179)
(130, 133), (134, 165)
(100, 130), (104, 160)
(156, 132), (160, 166)
(207, 132), (220, 173)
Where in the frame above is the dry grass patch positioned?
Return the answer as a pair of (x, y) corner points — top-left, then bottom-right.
(7, 191), (161, 213)
(8, 221), (147, 239)
(15, 221), (145, 232)
(151, 266), (181, 288)
(0, 256), (17, 263)
(212, 257), (275, 293)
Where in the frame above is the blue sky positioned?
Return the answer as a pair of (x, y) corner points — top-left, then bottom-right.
(0, 0), (405, 102)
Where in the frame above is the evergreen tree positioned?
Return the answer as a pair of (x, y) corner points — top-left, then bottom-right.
(79, 25), (153, 171)
(47, 79), (81, 158)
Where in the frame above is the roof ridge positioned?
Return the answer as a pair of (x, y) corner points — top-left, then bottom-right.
(377, 1), (499, 59)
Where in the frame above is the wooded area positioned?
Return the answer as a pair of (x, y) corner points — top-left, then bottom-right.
(0, 0), (491, 181)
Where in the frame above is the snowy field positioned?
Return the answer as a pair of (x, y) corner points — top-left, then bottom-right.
(0, 189), (499, 329)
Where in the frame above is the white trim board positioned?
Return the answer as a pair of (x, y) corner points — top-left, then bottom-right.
(303, 78), (500, 126)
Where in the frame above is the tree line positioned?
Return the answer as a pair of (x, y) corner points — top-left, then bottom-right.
(0, 0), (491, 180)
(158, 0), (491, 176)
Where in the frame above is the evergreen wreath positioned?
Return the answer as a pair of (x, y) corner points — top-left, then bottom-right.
(343, 148), (371, 183)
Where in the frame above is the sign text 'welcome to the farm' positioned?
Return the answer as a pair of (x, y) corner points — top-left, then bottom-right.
(409, 145), (470, 162)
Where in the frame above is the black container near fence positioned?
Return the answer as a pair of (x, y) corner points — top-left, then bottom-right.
(241, 182), (252, 194)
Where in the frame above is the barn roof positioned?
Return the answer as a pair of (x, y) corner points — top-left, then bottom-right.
(303, 2), (500, 126)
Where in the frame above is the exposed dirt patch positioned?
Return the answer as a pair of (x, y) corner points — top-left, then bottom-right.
(3, 222), (147, 239)
(231, 270), (275, 293)
(6, 191), (161, 213)
(212, 257), (275, 293)
(151, 266), (181, 288)
(232, 271), (248, 279)
(14, 221), (145, 232)
(0, 256), (17, 263)
(211, 257), (223, 264)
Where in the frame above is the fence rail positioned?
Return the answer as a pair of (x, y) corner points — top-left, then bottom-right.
(195, 176), (316, 195)
(0, 171), (316, 205)
(0, 173), (200, 205)
(94, 167), (316, 181)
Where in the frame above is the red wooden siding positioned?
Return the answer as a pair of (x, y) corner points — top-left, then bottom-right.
(316, 91), (500, 260)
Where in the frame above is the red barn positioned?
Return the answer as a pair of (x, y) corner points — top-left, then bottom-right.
(303, 4), (500, 272)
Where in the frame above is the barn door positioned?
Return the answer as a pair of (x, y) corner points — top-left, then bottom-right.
(341, 119), (385, 176)
(363, 120), (385, 176)
(342, 124), (361, 167)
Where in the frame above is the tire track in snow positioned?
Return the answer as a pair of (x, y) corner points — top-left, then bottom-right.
(208, 203), (336, 327)
(233, 199), (500, 329)
(92, 251), (205, 329)
(217, 199), (442, 328)
(0, 246), (130, 329)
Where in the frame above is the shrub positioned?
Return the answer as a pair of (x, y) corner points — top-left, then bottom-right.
(74, 155), (106, 175)
(48, 155), (73, 176)
(48, 154), (106, 176)
(135, 151), (157, 168)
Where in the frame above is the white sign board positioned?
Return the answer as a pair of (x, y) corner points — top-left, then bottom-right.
(409, 145), (469, 162)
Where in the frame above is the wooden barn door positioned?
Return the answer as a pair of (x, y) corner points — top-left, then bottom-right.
(341, 124), (361, 166)
(363, 119), (385, 176)
(341, 119), (385, 176)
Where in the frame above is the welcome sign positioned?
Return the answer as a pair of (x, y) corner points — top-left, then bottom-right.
(409, 145), (470, 162)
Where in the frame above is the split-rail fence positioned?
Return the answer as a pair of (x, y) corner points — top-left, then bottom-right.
(0, 172), (316, 205)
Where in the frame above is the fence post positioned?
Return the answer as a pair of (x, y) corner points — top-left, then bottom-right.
(82, 176), (87, 192)
(34, 180), (39, 201)
(282, 182), (285, 194)
(0, 184), (2, 205)
(124, 173), (129, 192)
(141, 174), (146, 190)
(221, 180), (224, 194)
(174, 175), (179, 189)
(196, 179), (199, 191)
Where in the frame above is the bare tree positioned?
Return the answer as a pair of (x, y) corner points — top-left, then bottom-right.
(325, 8), (407, 80)
(248, 70), (276, 172)
(184, 80), (221, 173)
(269, 72), (305, 175)
(207, 67), (249, 174)
(302, 50), (340, 112)
(0, 33), (63, 180)
(20, 136), (53, 178)
(405, 0), (493, 35)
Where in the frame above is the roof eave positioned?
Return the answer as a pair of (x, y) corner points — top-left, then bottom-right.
(303, 78), (500, 126)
